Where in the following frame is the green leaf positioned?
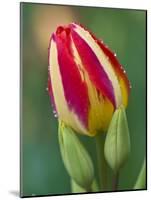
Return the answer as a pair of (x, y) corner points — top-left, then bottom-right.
(104, 106), (131, 173)
(58, 121), (94, 190)
(134, 159), (146, 189)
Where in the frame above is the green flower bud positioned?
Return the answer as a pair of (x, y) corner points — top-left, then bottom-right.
(58, 121), (94, 190)
(104, 106), (130, 173)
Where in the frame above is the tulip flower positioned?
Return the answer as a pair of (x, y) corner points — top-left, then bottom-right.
(48, 22), (130, 136)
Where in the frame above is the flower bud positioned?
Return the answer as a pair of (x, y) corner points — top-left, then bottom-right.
(104, 106), (130, 173)
(48, 23), (130, 136)
(58, 121), (94, 189)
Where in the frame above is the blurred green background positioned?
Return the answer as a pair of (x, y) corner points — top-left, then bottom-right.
(21, 3), (146, 197)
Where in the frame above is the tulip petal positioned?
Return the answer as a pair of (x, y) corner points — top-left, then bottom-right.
(71, 23), (123, 109)
(71, 29), (115, 108)
(48, 72), (57, 115)
(48, 35), (58, 114)
(93, 37), (130, 107)
(55, 28), (89, 128)
(48, 32), (90, 135)
(70, 32), (114, 134)
(72, 23), (130, 107)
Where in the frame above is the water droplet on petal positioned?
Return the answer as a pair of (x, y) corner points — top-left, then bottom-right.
(53, 109), (58, 118)
(114, 53), (117, 57)
(54, 113), (58, 118)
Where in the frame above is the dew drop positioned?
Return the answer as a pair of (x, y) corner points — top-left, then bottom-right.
(46, 87), (48, 91)
(123, 70), (126, 74)
(54, 113), (58, 118)
(114, 53), (117, 57)
(53, 110), (58, 118)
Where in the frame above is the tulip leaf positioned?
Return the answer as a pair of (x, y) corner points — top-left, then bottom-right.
(134, 159), (146, 189)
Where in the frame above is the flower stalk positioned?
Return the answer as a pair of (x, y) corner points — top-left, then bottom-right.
(112, 172), (119, 191)
(95, 133), (108, 191)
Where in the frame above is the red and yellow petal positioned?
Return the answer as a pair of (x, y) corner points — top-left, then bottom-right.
(78, 22), (130, 107)
(48, 29), (90, 135)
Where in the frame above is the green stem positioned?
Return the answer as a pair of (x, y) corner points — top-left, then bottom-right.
(112, 172), (119, 191)
(95, 133), (108, 191)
